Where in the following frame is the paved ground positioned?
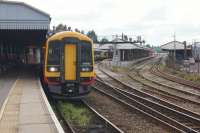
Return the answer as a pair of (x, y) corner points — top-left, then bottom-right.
(0, 70), (18, 109)
(0, 67), (57, 133)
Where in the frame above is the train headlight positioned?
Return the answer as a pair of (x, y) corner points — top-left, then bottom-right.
(48, 66), (59, 72)
(81, 66), (93, 72)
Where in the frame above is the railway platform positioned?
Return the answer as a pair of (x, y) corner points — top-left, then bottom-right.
(0, 68), (64, 133)
(101, 55), (155, 68)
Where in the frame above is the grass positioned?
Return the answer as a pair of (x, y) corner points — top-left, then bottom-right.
(184, 74), (200, 82)
(111, 66), (129, 72)
(111, 66), (119, 72)
(162, 65), (200, 82)
(58, 101), (91, 127)
(159, 64), (165, 70)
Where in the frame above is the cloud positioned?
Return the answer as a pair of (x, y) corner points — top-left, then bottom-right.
(8, 0), (200, 45)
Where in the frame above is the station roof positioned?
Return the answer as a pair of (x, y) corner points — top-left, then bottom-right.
(136, 44), (154, 51)
(116, 43), (142, 50)
(95, 43), (143, 50)
(0, 1), (50, 30)
(161, 41), (191, 50)
(112, 38), (124, 43)
(99, 43), (113, 50)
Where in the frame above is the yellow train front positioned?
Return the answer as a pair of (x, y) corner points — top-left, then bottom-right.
(43, 31), (95, 99)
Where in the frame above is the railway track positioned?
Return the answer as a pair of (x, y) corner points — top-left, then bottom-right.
(125, 57), (200, 105)
(42, 78), (123, 133)
(97, 66), (200, 118)
(82, 100), (124, 133)
(52, 98), (123, 133)
(93, 78), (200, 133)
(149, 65), (200, 97)
(98, 64), (200, 108)
(152, 64), (200, 90)
(129, 56), (156, 71)
(53, 100), (76, 133)
(133, 68), (200, 104)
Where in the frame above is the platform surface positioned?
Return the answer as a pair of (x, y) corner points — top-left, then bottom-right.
(0, 71), (18, 111)
(0, 71), (58, 133)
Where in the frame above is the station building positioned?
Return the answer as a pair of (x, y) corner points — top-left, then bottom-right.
(97, 43), (114, 59)
(0, 2), (64, 133)
(112, 43), (153, 62)
(95, 39), (153, 62)
(0, 1), (50, 69)
(161, 41), (192, 62)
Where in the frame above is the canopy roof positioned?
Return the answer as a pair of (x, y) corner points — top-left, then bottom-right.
(161, 41), (191, 50)
(0, 1), (50, 30)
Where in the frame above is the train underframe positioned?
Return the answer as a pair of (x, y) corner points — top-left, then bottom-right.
(46, 82), (92, 99)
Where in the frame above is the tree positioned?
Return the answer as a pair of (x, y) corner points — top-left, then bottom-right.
(81, 30), (85, 34)
(145, 44), (151, 48)
(87, 30), (98, 43)
(124, 35), (128, 41)
(67, 26), (72, 31)
(142, 40), (146, 45)
(75, 28), (80, 33)
(100, 37), (109, 43)
(55, 24), (67, 31)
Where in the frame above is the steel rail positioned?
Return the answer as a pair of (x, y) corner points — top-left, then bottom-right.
(152, 65), (200, 90)
(82, 99), (124, 133)
(94, 79), (200, 133)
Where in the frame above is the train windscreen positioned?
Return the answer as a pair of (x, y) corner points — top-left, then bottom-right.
(47, 41), (60, 65)
(81, 41), (92, 65)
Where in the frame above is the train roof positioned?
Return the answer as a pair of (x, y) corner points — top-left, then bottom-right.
(48, 31), (92, 43)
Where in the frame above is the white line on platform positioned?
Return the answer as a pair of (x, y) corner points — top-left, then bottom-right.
(38, 80), (65, 133)
(0, 78), (18, 121)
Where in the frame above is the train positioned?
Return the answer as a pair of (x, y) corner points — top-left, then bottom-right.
(94, 49), (112, 61)
(42, 31), (96, 99)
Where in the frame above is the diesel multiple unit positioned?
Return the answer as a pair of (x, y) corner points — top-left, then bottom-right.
(42, 31), (95, 98)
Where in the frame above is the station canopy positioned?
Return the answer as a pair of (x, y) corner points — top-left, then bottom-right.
(0, 1), (51, 45)
(161, 41), (191, 51)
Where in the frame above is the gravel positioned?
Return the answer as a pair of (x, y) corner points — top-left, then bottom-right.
(84, 91), (172, 133)
(99, 61), (200, 115)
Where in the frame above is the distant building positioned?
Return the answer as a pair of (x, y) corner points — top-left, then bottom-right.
(161, 41), (192, 61)
(95, 38), (152, 62)
(112, 43), (144, 62)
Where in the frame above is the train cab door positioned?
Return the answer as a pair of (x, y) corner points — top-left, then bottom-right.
(64, 44), (77, 81)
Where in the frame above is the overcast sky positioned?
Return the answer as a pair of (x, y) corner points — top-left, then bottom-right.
(10, 0), (200, 45)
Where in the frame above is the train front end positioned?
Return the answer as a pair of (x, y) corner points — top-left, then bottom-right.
(43, 31), (95, 99)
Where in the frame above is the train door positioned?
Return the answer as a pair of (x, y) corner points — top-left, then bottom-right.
(64, 44), (77, 81)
